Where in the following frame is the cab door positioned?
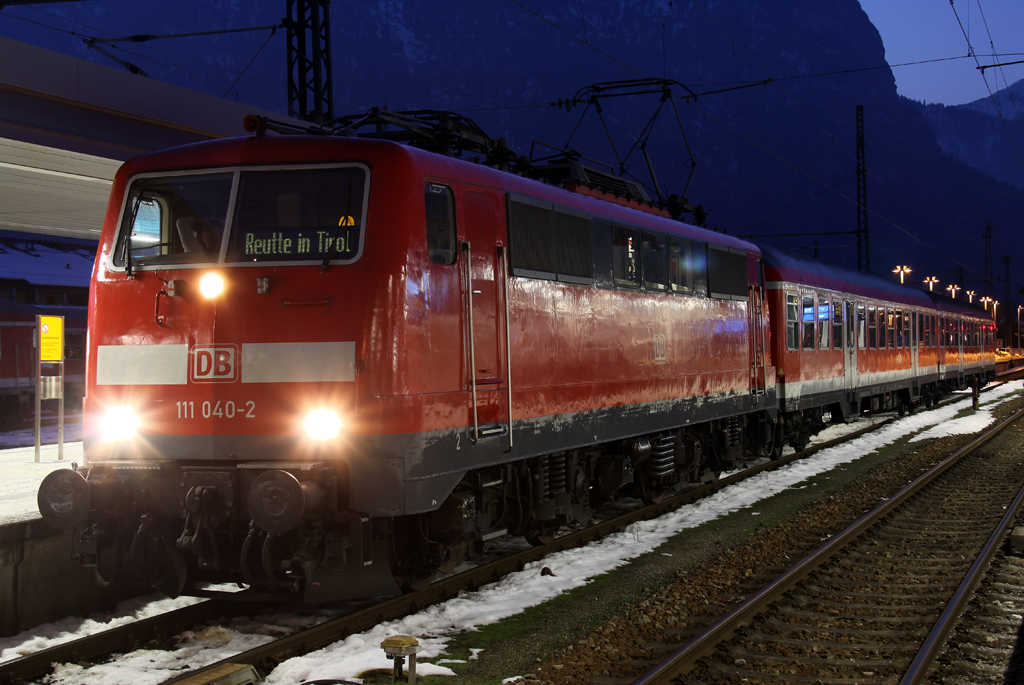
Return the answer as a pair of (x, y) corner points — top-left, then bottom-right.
(461, 190), (508, 443)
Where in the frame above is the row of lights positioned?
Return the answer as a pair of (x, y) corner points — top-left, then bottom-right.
(896, 267), (1000, 311)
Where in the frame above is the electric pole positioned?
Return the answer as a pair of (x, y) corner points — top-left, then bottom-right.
(855, 105), (870, 273)
(286, 0), (333, 124)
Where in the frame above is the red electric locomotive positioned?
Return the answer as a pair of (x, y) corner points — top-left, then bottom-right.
(38, 112), (780, 600)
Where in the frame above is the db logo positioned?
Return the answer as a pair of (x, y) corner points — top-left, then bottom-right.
(191, 344), (239, 383)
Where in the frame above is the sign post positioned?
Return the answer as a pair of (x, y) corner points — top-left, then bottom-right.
(35, 315), (64, 463)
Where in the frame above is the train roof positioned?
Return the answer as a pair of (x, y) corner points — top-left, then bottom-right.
(760, 244), (934, 309)
(924, 289), (994, 319)
(120, 134), (761, 257)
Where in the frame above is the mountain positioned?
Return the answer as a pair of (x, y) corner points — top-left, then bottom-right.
(921, 79), (1024, 190)
(14, 0), (1024, 301)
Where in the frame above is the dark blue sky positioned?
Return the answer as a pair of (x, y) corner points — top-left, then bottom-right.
(859, 0), (1024, 106)
(1, 0), (1020, 113)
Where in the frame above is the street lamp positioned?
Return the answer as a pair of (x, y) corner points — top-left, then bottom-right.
(981, 296), (993, 311)
(966, 290), (975, 303)
(946, 284), (960, 298)
(893, 265), (912, 284)
(924, 276), (939, 291)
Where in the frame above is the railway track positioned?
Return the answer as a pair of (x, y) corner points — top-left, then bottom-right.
(625, 403), (1024, 685)
(0, 385), (1015, 685)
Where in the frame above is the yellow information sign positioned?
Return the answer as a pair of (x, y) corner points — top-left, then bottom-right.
(39, 315), (64, 362)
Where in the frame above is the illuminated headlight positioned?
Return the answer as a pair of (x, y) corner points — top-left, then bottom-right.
(100, 406), (140, 441)
(304, 409), (342, 440)
(199, 272), (224, 299)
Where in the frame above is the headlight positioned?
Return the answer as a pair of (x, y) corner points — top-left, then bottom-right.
(199, 272), (224, 299)
(304, 408), (342, 440)
(100, 406), (140, 441)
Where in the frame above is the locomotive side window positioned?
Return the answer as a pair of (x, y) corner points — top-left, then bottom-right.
(611, 225), (641, 288)
(669, 239), (693, 293)
(507, 197), (593, 283)
(114, 172), (233, 267)
(817, 296), (829, 350)
(832, 300), (843, 349)
(641, 232), (668, 291)
(425, 183), (456, 264)
(786, 292), (799, 350)
(229, 167), (367, 263)
(707, 246), (748, 300)
(802, 295), (815, 350)
(857, 303), (866, 349)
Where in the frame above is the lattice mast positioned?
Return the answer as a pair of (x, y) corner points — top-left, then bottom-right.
(286, 0), (333, 125)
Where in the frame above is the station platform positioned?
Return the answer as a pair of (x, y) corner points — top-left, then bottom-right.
(0, 423), (129, 637)
(0, 423), (83, 526)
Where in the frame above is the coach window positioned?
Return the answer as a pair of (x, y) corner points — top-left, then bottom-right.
(832, 300), (843, 349)
(786, 292), (800, 350)
(868, 306), (877, 348)
(817, 296), (830, 350)
(857, 303), (866, 349)
(425, 183), (456, 264)
(894, 310), (903, 347)
(886, 308), (895, 348)
(802, 295), (816, 350)
(669, 238), (693, 293)
(641, 232), (668, 291)
(612, 225), (641, 288)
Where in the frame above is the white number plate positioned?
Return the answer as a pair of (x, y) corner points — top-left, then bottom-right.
(176, 400), (256, 419)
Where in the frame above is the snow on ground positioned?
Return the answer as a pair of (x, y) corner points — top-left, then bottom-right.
(1, 381), (1021, 684)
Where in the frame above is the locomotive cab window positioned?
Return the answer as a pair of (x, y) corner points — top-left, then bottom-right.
(228, 166), (367, 264)
(425, 183), (456, 264)
(114, 172), (233, 267)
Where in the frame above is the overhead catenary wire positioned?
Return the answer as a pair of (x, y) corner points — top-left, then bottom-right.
(506, 0), (994, 277)
(947, 0), (1024, 179)
(685, 0), (993, 252)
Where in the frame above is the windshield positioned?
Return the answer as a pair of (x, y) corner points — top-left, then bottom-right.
(112, 166), (368, 269)
(227, 167), (366, 263)
(113, 172), (233, 268)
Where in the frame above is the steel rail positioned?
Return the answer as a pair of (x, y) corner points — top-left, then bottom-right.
(0, 386), (997, 684)
(0, 599), (238, 684)
(899, 428), (1024, 684)
(157, 395), (989, 684)
(629, 404), (1024, 685)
